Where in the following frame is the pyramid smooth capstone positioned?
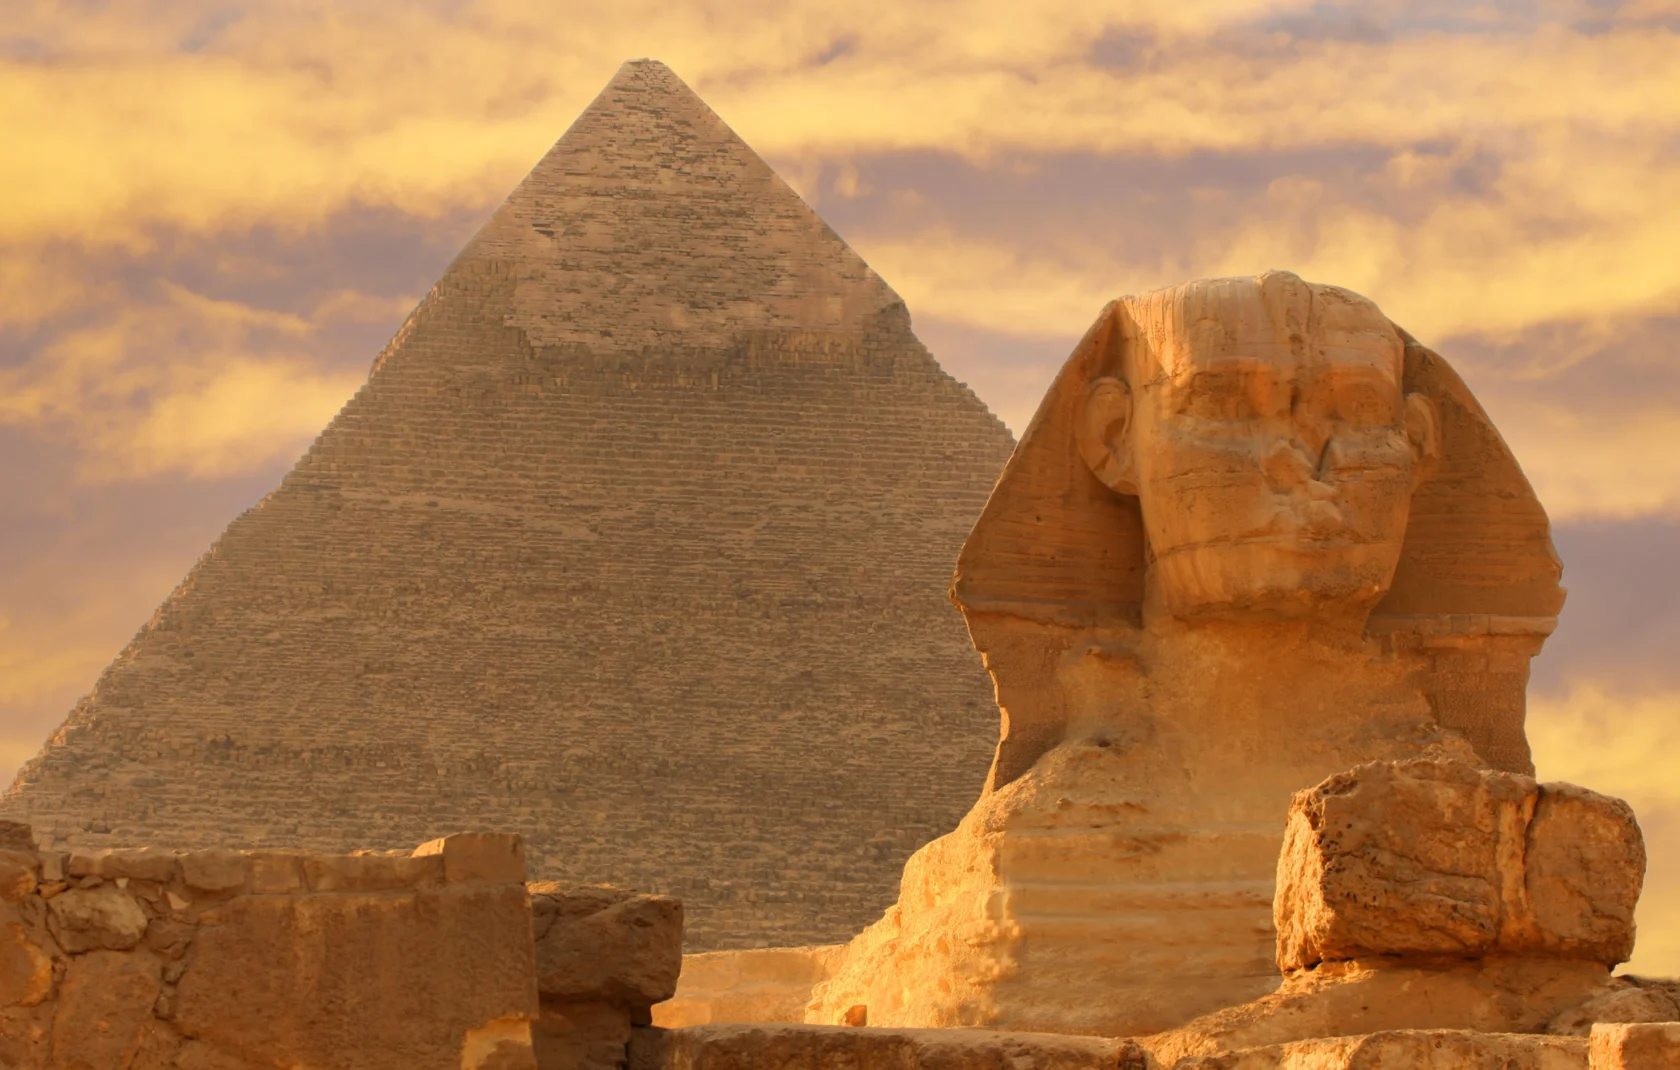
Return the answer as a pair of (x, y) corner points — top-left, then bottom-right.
(3, 60), (1015, 949)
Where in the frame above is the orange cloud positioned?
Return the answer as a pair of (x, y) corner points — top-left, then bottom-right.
(3, 5), (1676, 241)
(0, 282), (366, 481)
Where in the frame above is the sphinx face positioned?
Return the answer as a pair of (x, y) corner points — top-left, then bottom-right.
(1123, 275), (1430, 621)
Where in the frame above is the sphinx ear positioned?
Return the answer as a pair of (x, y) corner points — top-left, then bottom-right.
(1404, 392), (1441, 471)
(1077, 377), (1138, 495)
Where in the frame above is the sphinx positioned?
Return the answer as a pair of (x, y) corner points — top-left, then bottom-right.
(806, 271), (1565, 1037)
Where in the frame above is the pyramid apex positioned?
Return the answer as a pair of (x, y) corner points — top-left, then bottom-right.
(606, 57), (682, 87)
(454, 57), (906, 355)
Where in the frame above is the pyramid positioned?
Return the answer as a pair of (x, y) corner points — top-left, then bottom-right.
(4, 60), (1015, 949)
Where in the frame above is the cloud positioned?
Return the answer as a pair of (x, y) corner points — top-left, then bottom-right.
(0, 281), (365, 481)
(2, 3), (1676, 244)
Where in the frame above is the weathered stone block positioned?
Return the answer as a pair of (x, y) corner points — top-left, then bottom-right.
(531, 882), (682, 1007)
(415, 833), (527, 886)
(1519, 786), (1645, 962)
(98, 847), (182, 883)
(174, 885), (537, 1070)
(534, 1000), (632, 1070)
(0, 908), (53, 1007)
(46, 885), (148, 953)
(180, 849), (250, 894)
(0, 851), (38, 903)
(51, 949), (163, 1070)
(301, 850), (439, 892)
(627, 1023), (1141, 1070)
(1549, 983), (1680, 1036)
(654, 945), (843, 1027)
(245, 851), (304, 894)
(1589, 1023), (1680, 1070)
(1275, 760), (1643, 970)
(1171, 1030), (1588, 1070)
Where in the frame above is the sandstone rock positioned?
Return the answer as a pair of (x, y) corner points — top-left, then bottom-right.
(46, 885), (148, 952)
(0, 823), (34, 852)
(463, 1017), (540, 1070)
(1172, 1029), (1588, 1070)
(0, 910), (54, 1006)
(174, 886), (536, 1070)
(1588, 1023), (1680, 1070)
(531, 882), (682, 1007)
(92, 848), (181, 884)
(301, 850), (439, 892)
(180, 849), (250, 894)
(533, 1001), (631, 1070)
(1520, 785), (1645, 962)
(654, 945), (843, 1027)
(175, 1039), (271, 1070)
(1274, 760), (1643, 971)
(50, 949), (163, 1070)
(627, 1023), (1144, 1070)
(245, 851), (303, 894)
(0, 851), (39, 903)
(415, 833), (526, 886)
(1146, 957), (1612, 1062)
(816, 272), (1564, 1036)
(1549, 982), (1680, 1036)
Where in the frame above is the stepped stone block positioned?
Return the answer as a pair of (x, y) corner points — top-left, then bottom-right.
(0, 58), (1015, 950)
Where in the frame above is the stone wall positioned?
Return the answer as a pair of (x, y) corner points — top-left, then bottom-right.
(652, 945), (844, 1027)
(0, 825), (538, 1070)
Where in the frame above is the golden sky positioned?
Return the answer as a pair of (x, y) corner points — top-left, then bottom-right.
(4, 0), (1680, 972)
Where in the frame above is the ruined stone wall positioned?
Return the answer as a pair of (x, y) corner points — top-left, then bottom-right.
(2, 60), (1015, 950)
(0, 826), (538, 1070)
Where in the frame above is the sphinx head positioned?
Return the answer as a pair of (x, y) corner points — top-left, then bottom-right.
(1075, 271), (1440, 622)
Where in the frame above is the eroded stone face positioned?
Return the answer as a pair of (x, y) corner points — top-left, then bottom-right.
(817, 271), (1569, 1038)
(1082, 272), (1435, 622)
